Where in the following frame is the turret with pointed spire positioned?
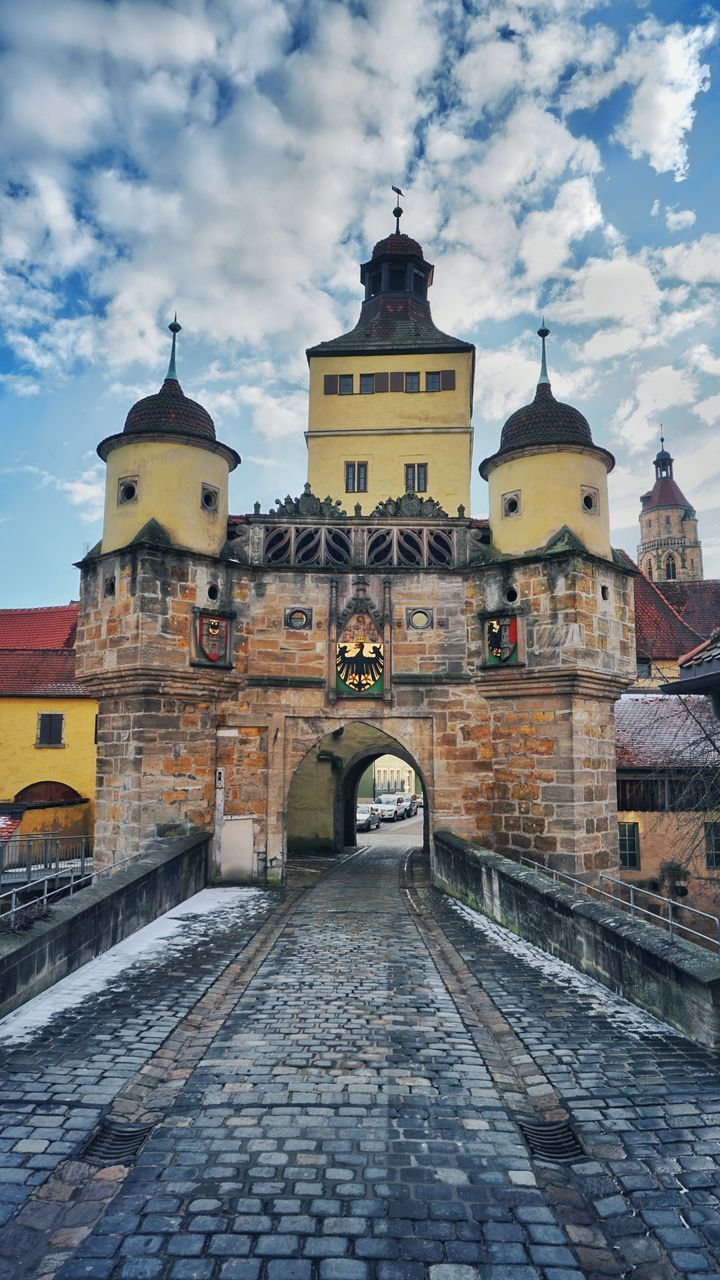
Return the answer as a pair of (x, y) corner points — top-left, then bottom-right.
(96, 318), (240, 555)
(479, 323), (615, 560)
(638, 435), (703, 581)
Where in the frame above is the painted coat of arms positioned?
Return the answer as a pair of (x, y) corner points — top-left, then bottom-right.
(196, 614), (231, 664)
(336, 613), (384, 697)
(485, 616), (519, 665)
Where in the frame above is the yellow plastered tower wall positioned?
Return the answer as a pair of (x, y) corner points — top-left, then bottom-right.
(480, 326), (614, 561)
(306, 229), (474, 515)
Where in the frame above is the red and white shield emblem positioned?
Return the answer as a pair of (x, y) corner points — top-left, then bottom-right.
(197, 615), (229, 663)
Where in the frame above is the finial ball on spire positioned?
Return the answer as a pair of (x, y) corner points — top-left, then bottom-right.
(169, 315), (182, 336)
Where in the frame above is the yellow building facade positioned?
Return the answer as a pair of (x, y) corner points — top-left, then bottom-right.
(0, 604), (97, 834)
(306, 230), (474, 514)
(0, 697), (97, 810)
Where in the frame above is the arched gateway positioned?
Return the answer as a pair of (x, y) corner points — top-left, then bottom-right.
(287, 722), (429, 856)
(77, 218), (635, 883)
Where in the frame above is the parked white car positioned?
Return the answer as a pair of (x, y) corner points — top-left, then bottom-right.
(376, 794), (406, 822)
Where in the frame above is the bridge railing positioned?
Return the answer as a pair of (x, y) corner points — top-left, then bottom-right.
(0, 834), (93, 882)
(520, 856), (720, 952)
(0, 843), (143, 935)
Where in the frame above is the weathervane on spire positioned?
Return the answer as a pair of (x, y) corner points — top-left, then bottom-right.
(537, 317), (550, 386)
(167, 313), (181, 381)
(392, 186), (404, 234)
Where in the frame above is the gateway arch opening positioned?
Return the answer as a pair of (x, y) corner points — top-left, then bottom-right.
(286, 722), (429, 857)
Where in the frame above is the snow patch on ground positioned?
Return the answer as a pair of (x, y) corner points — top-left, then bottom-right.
(449, 899), (680, 1040)
(0, 887), (270, 1045)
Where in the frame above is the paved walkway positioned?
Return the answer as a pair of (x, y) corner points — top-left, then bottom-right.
(0, 838), (719, 1279)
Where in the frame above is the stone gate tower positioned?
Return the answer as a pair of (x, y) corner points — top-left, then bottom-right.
(77, 221), (635, 880)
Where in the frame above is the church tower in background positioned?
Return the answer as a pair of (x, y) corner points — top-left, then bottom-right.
(638, 439), (703, 582)
(305, 197), (475, 514)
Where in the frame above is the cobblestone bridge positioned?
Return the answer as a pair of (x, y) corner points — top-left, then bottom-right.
(1, 831), (720, 1280)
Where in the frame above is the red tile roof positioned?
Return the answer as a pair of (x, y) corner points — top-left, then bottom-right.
(640, 476), (694, 513)
(656, 581), (720, 641)
(616, 694), (720, 769)
(0, 604), (78, 650)
(0, 604), (87, 696)
(615, 551), (703, 662)
(0, 649), (87, 697)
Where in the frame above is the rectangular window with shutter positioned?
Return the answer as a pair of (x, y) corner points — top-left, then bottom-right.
(338, 374), (353, 395)
(405, 372), (419, 393)
(360, 374), (374, 395)
(389, 371), (404, 392)
(426, 371), (441, 392)
(441, 369), (456, 390)
(374, 372), (389, 393)
(323, 374), (338, 395)
(37, 713), (64, 747)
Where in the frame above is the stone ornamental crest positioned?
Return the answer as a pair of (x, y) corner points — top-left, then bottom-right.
(370, 493), (449, 518)
(335, 575), (385, 631)
(258, 483), (347, 520)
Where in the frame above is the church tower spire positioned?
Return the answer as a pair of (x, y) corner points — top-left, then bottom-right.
(638, 437), (703, 581)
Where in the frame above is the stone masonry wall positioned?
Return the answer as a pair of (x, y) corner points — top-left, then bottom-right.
(78, 540), (634, 875)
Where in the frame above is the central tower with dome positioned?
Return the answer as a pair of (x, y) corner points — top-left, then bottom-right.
(305, 213), (475, 514)
(77, 212), (636, 885)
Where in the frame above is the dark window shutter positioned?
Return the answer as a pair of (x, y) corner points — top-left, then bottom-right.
(324, 374), (338, 395)
(390, 372), (404, 392)
(441, 369), (455, 391)
(374, 372), (389, 393)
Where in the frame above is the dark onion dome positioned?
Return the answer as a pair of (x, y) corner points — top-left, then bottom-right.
(500, 381), (593, 451)
(97, 318), (240, 470)
(123, 376), (215, 442)
(370, 232), (424, 259)
(479, 324), (614, 478)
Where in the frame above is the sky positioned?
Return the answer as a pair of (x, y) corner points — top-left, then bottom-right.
(0, 0), (719, 606)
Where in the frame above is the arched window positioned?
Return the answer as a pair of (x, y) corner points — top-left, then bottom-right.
(646, 559), (653, 580)
(665, 555), (677, 580)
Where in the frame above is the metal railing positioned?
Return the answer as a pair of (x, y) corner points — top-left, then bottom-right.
(0, 845), (146, 934)
(520, 856), (720, 952)
(0, 834), (93, 882)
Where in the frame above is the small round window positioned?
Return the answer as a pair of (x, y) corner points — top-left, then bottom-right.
(201, 485), (219, 512)
(581, 486), (599, 514)
(407, 608), (433, 630)
(505, 586), (518, 604)
(118, 478), (138, 505)
(502, 491), (521, 517)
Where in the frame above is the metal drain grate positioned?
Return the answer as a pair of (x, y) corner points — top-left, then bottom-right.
(83, 1120), (153, 1165)
(518, 1117), (584, 1164)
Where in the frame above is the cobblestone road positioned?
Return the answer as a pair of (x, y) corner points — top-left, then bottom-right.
(1, 836), (720, 1279)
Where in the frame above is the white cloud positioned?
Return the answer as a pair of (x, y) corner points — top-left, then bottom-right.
(551, 255), (663, 328)
(665, 206), (696, 231)
(661, 234), (720, 284)
(612, 365), (697, 451)
(695, 394), (720, 426)
(519, 177), (603, 283)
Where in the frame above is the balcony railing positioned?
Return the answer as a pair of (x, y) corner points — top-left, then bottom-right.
(0, 834), (93, 883)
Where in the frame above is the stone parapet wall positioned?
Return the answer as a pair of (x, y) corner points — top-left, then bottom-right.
(0, 834), (209, 1020)
(433, 830), (720, 1048)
